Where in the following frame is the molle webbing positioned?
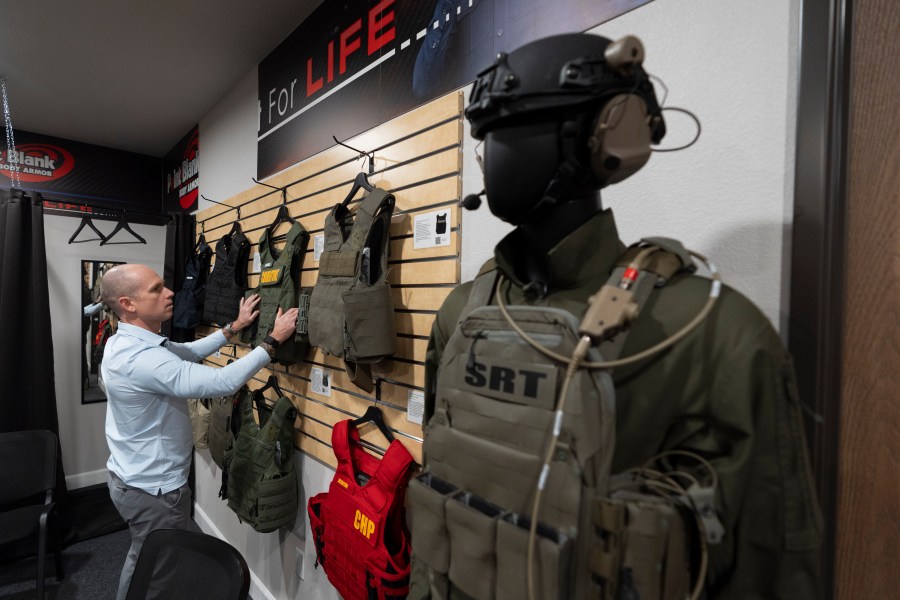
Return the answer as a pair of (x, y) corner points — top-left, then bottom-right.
(307, 420), (415, 600)
(318, 249), (358, 277)
(223, 392), (299, 533)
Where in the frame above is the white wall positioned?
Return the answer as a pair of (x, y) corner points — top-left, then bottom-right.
(197, 66), (260, 213)
(193, 1), (800, 598)
(44, 214), (167, 489)
(462, 0), (800, 332)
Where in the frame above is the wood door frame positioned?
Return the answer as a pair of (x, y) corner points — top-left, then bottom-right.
(790, 0), (852, 598)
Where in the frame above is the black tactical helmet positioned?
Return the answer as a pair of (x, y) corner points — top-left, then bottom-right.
(464, 33), (667, 224)
(465, 33), (665, 142)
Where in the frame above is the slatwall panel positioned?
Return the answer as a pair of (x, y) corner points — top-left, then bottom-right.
(194, 91), (464, 467)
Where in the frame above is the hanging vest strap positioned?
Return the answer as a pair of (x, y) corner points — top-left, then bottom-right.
(456, 259), (498, 328)
(344, 359), (374, 393)
(260, 396), (297, 442)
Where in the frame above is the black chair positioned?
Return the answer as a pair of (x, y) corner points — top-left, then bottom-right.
(0, 429), (64, 599)
(125, 529), (250, 600)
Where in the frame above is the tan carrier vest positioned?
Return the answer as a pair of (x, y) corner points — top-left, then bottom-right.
(308, 188), (397, 392)
(409, 239), (720, 600)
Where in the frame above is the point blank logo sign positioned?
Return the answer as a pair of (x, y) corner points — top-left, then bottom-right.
(163, 125), (200, 213)
(0, 143), (76, 183)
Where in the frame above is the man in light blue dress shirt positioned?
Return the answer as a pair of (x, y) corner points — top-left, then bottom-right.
(100, 263), (298, 599)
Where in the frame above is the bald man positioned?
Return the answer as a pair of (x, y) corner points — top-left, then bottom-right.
(99, 264), (298, 599)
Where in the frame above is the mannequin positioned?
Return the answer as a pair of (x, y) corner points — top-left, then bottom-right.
(409, 33), (823, 599)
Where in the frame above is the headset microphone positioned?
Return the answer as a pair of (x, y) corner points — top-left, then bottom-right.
(460, 190), (485, 210)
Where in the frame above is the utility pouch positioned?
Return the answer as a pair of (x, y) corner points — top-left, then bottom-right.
(407, 473), (458, 573)
(255, 471), (299, 533)
(446, 491), (505, 600)
(495, 512), (573, 600)
(295, 286), (312, 344)
(592, 493), (692, 600)
(342, 283), (396, 361)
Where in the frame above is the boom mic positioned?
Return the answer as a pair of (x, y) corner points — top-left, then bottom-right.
(460, 190), (485, 211)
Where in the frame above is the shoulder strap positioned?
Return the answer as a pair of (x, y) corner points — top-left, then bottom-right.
(374, 440), (415, 493)
(346, 188), (394, 251)
(257, 228), (272, 262)
(285, 220), (308, 250)
(456, 259), (498, 328)
(599, 238), (694, 360)
(331, 419), (352, 465)
(260, 396), (296, 442)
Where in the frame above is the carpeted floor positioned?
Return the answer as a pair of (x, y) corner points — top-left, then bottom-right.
(0, 527), (129, 600)
(0, 482), (129, 599)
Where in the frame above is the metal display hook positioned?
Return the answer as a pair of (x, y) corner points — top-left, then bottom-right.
(201, 194), (241, 219)
(251, 177), (289, 204)
(333, 135), (375, 175)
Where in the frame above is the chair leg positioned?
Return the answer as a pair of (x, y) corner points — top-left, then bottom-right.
(53, 511), (64, 580)
(38, 513), (48, 600)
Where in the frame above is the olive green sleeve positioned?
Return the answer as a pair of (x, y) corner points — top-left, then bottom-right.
(699, 330), (824, 599)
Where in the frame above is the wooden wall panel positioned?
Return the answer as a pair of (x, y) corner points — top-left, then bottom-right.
(835, 0), (900, 597)
(195, 91), (463, 467)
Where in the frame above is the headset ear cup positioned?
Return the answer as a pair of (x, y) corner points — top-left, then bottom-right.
(588, 94), (653, 186)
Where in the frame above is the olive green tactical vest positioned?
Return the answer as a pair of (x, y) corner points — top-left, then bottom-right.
(223, 390), (299, 533)
(308, 188), (397, 392)
(410, 241), (702, 600)
(242, 221), (310, 365)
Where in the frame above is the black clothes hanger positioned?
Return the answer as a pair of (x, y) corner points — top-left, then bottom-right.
(342, 172), (375, 206)
(351, 405), (395, 443)
(257, 374), (285, 398)
(227, 219), (243, 237)
(267, 197), (297, 235)
(68, 215), (106, 244)
(100, 211), (147, 245)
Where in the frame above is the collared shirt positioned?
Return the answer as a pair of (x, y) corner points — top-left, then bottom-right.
(103, 322), (270, 494)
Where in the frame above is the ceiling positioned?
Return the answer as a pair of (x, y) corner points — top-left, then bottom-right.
(0, 0), (322, 157)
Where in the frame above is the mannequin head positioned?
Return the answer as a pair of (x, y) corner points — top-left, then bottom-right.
(465, 33), (666, 226)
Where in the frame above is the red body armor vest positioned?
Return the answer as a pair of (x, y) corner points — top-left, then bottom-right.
(308, 419), (415, 600)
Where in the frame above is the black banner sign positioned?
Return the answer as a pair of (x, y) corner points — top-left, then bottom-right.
(163, 126), (199, 213)
(1, 129), (161, 213)
(257, 0), (652, 178)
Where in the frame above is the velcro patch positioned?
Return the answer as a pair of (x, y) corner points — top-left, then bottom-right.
(260, 267), (283, 285)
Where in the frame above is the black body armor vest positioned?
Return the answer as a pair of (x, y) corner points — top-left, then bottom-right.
(204, 227), (250, 326)
(173, 237), (213, 329)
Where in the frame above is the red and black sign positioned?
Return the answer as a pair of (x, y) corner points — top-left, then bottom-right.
(1, 129), (161, 212)
(257, 0), (652, 178)
(164, 126), (199, 213)
(0, 143), (76, 183)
